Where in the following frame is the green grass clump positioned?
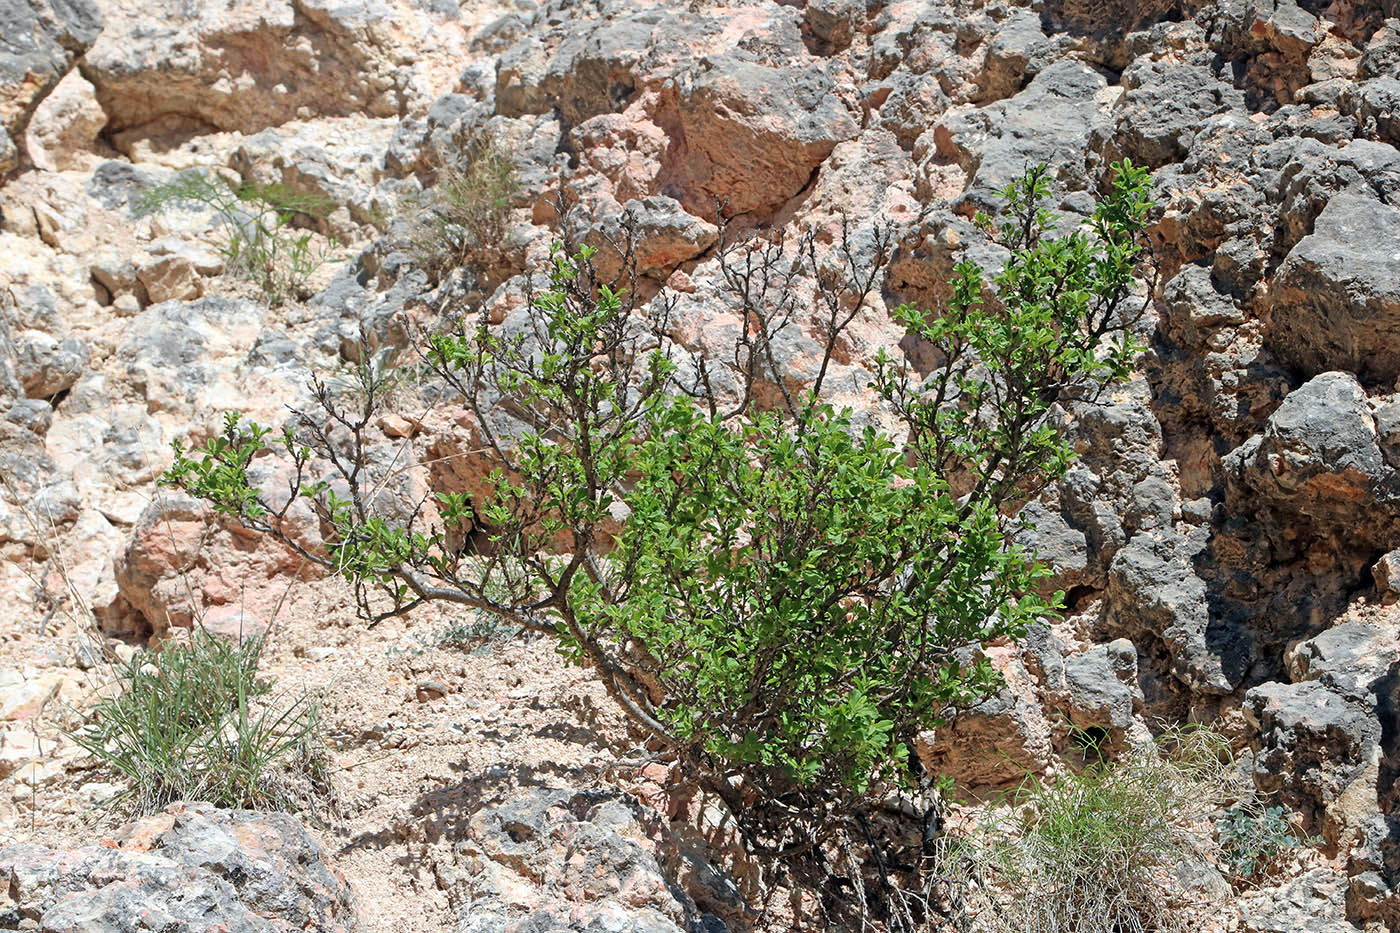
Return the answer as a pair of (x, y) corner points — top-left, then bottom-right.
(135, 171), (342, 305)
(74, 627), (327, 814)
(406, 138), (517, 278)
(950, 726), (1240, 933)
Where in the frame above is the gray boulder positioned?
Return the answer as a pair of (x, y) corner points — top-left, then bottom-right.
(1268, 194), (1400, 383)
(1223, 372), (1400, 551)
(1063, 639), (1143, 737)
(118, 296), (268, 416)
(1285, 618), (1398, 702)
(0, 0), (103, 177)
(1106, 527), (1248, 695)
(1098, 60), (1247, 169)
(14, 331), (88, 399)
(1344, 75), (1400, 147)
(805, 0), (865, 52)
(450, 787), (736, 933)
(1242, 680), (1376, 832)
(1359, 19), (1400, 80)
(1016, 498), (1089, 596)
(0, 803), (355, 932)
(974, 8), (1056, 102)
(933, 59), (1110, 213)
(1272, 140), (1400, 258)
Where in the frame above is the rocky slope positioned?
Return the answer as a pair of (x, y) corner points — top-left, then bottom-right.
(2, 0), (1399, 929)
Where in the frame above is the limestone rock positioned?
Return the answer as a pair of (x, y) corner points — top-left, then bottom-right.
(1239, 868), (1359, 933)
(25, 70), (106, 172)
(113, 492), (312, 639)
(1243, 679), (1376, 834)
(451, 787), (732, 933)
(1107, 527), (1247, 695)
(652, 54), (859, 220)
(1063, 639), (1143, 737)
(1224, 372), (1400, 551)
(82, 0), (466, 149)
(0, 0), (103, 177)
(1344, 75), (1400, 147)
(117, 296), (268, 417)
(589, 194), (718, 280)
(1268, 194), (1400, 384)
(916, 654), (1052, 794)
(934, 59), (1111, 212)
(1040, 0), (1178, 35)
(1098, 60), (1247, 169)
(13, 329), (87, 398)
(0, 802), (355, 932)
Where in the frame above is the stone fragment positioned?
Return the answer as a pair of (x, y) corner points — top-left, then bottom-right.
(25, 69), (106, 171)
(136, 254), (203, 304)
(1285, 618), (1398, 705)
(14, 330), (88, 398)
(455, 787), (735, 932)
(5, 397), (52, 434)
(975, 8), (1052, 102)
(118, 296), (267, 417)
(416, 680), (450, 702)
(1374, 550), (1400, 600)
(198, 605), (269, 643)
(805, 0), (864, 52)
(1344, 76), (1400, 146)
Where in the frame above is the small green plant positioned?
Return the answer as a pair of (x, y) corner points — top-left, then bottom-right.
(163, 162), (1154, 861)
(73, 626), (327, 814)
(406, 138), (518, 277)
(1216, 803), (1304, 882)
(136, 171), (342, 305)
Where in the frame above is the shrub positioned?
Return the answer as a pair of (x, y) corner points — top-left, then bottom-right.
(162, 162), (1154, 853)
(135, 171), (342, 305)
(405, 138), (518, 278)
(73, 627), (327, 814)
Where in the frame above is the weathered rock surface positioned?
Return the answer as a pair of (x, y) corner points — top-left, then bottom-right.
(1225, 372), (1400, 552)
(0, 802), (355, 931)
(79, 0), (471, 151)
(0, 0), (102, 177)
(445, 787), (733, 933)
(1239, 868), (1360, 933)
(1267, 195), (1400, 384)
